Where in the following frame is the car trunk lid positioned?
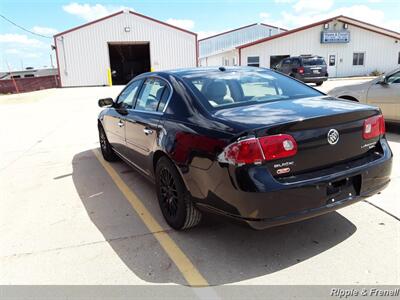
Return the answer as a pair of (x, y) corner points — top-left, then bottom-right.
(213, 96), (381, 176)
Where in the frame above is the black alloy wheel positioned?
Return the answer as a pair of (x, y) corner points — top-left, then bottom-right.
(156, 157), (201, 230)
(98, 125), (119, 162)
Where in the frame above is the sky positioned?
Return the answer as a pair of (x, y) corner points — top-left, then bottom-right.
(1, 0), (400, 71)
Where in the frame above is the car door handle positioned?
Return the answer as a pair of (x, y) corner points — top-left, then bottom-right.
(143, 128), (153, 135)
(118, 120), (124, 127)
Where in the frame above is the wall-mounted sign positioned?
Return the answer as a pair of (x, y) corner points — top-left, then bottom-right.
(321, 31), (350, 43)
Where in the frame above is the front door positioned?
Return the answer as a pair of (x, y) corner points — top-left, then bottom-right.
(103, 79), (142, 155)
(367, 71), (400, 122)
(327, 54), (337, 77)
(125, 77), (171, 175)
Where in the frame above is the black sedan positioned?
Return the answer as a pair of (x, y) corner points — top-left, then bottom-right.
(98, 67), (392, 230)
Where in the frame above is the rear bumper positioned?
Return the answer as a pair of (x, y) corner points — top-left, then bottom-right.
(300, 76), (328, 83)
(244, 180), (389, 229)
(189, 139), (392, 230)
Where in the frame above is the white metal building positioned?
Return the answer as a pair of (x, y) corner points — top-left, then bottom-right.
(237, 16), (400, 77)
(199, 23), (286, 67)
(54, 10), (197, 87)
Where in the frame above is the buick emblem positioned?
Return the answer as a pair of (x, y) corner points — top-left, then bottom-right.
(327, 129), (339, 145)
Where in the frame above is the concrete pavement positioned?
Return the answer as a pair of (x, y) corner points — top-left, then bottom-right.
(0, 82), (399, 285)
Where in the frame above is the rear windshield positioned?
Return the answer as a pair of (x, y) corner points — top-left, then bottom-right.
(302, 57), (326, 66)
(182, 69), (323, 110)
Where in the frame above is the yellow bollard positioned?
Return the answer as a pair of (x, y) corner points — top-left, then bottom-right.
(107, 68), (113, 86)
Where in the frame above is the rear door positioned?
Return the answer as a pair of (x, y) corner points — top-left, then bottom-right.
(124, 77), (171, 175)
(103, 80), (142, 155)
(367, 71), (400, 122)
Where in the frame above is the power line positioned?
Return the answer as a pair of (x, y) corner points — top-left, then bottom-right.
(0, 13), (52, 39)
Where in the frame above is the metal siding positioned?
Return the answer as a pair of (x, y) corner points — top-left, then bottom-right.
(56, 12), (196, 87)
(199, 24), (282, 58)
(240, 21), (400, 77)
(199, 49), (238, 67)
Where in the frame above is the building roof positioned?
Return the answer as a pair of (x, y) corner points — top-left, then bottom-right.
(199, 23), (287, 42)
(0, 68), (58, 80)
(237, 15), (400, 49)
(54, 10), (197, 38)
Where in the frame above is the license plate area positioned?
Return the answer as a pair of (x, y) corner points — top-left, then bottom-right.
(326, 175), (361, 204)
(312, 69), (320, 74)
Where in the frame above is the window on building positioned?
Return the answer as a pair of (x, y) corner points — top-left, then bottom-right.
(353, 52), (365, 66)
(329, 55), (336, 66)
(221, 57), (230, 66)
(247, 56), (260, 67)
(398, 52), (400, 64)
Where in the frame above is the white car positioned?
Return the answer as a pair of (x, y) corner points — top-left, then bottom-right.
(329, 68), (400, 123)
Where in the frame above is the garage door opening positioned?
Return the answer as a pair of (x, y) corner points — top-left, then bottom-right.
(270, 55), (290, 69)
(108, 43), (150, 85)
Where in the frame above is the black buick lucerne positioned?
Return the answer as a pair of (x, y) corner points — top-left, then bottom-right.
(97, 67), (392, 230)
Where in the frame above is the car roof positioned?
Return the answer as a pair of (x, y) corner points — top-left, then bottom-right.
(137, 66), (272, 79)
(297, 55), (323, 59)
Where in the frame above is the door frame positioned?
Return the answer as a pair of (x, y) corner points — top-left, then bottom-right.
(327, 53), (337, 77)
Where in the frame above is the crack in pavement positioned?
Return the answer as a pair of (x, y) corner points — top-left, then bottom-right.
(363, 200), (400, 221)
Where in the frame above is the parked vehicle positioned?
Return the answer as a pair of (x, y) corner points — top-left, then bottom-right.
(329, 68), (400, 124)
(98, 67), (392, 230)
(275, 55), (328, 86)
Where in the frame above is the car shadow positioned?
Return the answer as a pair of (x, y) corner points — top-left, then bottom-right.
(72, 149), (357, 285)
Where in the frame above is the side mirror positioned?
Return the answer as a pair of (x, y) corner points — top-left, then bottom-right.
(98, 97), (114, 107)
(378, 76), (388, 85)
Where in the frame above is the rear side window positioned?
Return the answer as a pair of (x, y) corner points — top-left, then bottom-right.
(292, 58), (300, 67)
(157, 84), (171, 112)
(135, 78), (169, 112)
(184, 69), (322, 110)
(302, 57), (326, 66)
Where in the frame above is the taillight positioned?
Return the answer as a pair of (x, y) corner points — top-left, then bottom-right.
(221, 137), (264, 165)
(363, 115), (385, 140)
(218, 134), (297, 165)
(259, 134), (297, 160)
(298, 67), (304, 74)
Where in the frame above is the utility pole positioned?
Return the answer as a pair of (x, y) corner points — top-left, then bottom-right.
(6, 61), (19, 93)
(50, 53), (54, 69)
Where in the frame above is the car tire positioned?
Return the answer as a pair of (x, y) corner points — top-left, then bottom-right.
(98, 125), (119, 162)
(155, 156), (202, 230)
(316, 82), (323, 86)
